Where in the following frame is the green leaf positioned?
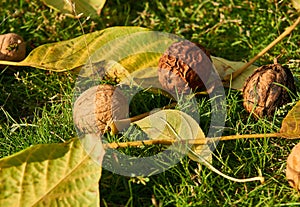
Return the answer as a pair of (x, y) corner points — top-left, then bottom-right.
(211, 56), (258, 90)
(0, 136), (103, 207)
(280, 100), (300, 139)
(42, 0), (106, 17)
(133, 109), (212, 161)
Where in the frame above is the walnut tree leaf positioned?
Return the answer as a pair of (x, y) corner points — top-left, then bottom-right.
(0, 27), (175, 89)
(133, 109), (212, 161)
(0, 27), (151, 71)
(0, 136), (103, 207)
(292, 0), (300, 11)
(133, 109), (264, 183)
(0, 26), (257, 91)
(160, 114), (264, 183)
(211, 56), (258, 90)
(280, 100), (300, 139)
(42, 0), (106, 17)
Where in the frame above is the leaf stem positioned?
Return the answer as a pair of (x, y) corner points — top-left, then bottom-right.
(223, 15), (300, 81)
(189, 147), (264, 183)
(0, 60), (23, 66)
(162, 118), (264, 183)
(103, 133), (280, 149)
(110, 102), (177, 134)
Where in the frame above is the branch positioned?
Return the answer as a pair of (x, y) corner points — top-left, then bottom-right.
(223, 15), (300, 82)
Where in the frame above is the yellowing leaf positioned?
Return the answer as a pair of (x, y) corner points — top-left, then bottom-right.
(0, 26), (257, 91)
(292, 0), (300, 11)
(280, 100), (300, 139)
(129, 66), (163, 89)
(136, 110), (263, 183)
(0, 27), (177, 90)
(0, 27), (150, 71)
(0, 136), (104, 207)
(42, 0), (106, 17)
(133, 109), (212, 161)
(211, 56), (258, 90)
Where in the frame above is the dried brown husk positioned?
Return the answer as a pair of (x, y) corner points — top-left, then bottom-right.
(158, 40), (213, 94)
(242, 63), (296, 118)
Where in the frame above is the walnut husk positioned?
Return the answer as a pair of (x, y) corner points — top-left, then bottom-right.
(158, 40), (212, 94)
(242, 63), (296, 118)
(73, 84), (128, 135)
(0, 33), (26, 61)
(286, 143), (300, 191)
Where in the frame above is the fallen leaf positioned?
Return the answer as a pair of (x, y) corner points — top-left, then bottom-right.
(0, 135), (104, 207)
(292, 0), (300, 11)
(133, 109), (212, 161)
(211, 56), (258, 90)
(280, 100), (300, 139)
(42, 0), (106, 17)
(0, 27), (150, 71)
(0, 26), (257, 91)
(130, 106), (263, 183)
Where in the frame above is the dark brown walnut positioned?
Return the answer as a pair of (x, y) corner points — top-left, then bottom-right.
(73, 84), (128, 135)
(242, 63), (296, 118)
(286, 143), (300, 191)
(158, 40), (213, 94)
(0, 33), (26, 61)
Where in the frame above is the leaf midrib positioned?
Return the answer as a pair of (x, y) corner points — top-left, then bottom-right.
(30, 141), (93, 207)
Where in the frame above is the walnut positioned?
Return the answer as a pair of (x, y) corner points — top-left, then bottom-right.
(73, 84), (128, 135)
(242, 63), (296, 118)
(0, 33), (26, 61)
(286, 143), (300, 191)
(158, 40), (213, 94)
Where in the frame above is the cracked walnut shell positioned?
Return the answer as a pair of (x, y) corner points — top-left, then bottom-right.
(286, 143), (300, 191)
(242, 63), (296, 118)
(73, 84), (128, 135)
(158, 40), (213, 94)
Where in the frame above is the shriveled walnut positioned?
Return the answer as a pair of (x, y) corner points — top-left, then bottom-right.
(158, 40), (213, 94)
(286, 143), (300, 191)
(73, 84), (128, 135)
(242, 63), (296, 118)
(0, 33), (26, 61)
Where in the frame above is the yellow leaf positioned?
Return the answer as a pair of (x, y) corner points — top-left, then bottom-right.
(292, 0), (300, 11)
(0, 136), (104, 207)
(133, 109), (212, 161)
(211, 56), (258, 90)
(42, 0), (106, 17)
(280, 100), (300, 139)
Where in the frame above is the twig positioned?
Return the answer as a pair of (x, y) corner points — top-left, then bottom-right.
(223, 15), (300, 82)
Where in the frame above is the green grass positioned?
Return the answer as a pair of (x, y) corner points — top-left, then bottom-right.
(1, 0), (300, 206)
